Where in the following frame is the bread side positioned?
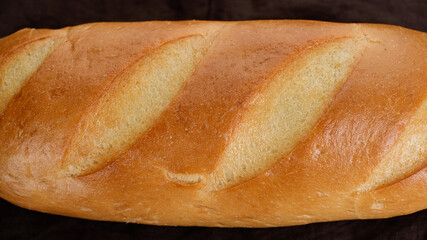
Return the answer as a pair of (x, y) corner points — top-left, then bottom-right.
(0, 21), (425, 227)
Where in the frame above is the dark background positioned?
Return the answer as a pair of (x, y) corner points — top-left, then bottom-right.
(0, 0), (426, 239)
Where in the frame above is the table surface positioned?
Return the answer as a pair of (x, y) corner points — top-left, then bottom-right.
(0, 0), (426, 239)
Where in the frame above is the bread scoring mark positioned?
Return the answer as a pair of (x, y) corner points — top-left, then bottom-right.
(0, 37), (62, 115)
(206, 37), (368, 191)
(163, 168), (205, 186)
(358, 99), (427, 192)
(62, 32), (220, 176)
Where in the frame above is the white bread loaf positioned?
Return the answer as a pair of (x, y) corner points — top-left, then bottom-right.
(0, 20), (425, 227)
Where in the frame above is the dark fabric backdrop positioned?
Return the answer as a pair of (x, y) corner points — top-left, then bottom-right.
(0, 0), (426, 239)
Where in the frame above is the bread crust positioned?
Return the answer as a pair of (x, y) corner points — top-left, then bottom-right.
(0, 20), (425, 227)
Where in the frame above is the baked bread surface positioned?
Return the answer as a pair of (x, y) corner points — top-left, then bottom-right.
(0, 20), (426, 227)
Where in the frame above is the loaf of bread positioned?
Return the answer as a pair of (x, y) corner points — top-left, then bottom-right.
(0, 20), (425, 227)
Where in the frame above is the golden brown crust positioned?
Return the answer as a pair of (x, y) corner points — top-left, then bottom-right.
(0, 20), (425, 227)
(0, 28), (64, 63)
